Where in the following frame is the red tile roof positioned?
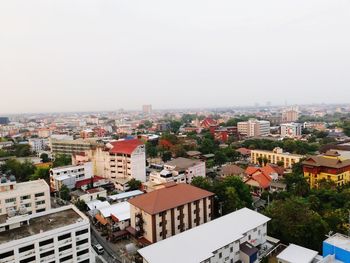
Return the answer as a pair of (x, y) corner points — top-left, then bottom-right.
(128, 184), (214, 215)
(251, 172), (272, 189)
(75, 176), (105, 189)
(109, 139), (144, 155)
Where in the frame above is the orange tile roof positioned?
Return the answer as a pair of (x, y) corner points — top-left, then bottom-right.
(109, 139), (144, 155)
(251, 172), (271, 189)
(128, 184), (214, 215)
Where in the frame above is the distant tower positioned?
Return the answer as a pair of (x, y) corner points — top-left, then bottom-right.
(142, 105), (152, 115)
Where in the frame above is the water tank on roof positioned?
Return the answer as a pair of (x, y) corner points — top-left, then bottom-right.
(9, 175), (16, 182)
(0, 177), (6, 183)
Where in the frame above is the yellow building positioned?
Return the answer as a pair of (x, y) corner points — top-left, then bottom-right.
(302, 151), (350, 188)
(250, 147), (304, 168)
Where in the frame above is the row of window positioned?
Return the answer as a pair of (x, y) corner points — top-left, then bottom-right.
(3, 192), (45, 204)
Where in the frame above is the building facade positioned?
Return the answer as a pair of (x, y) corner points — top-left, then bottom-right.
(0, 178), (51, 217)
(251, 147), (304, 168)
(50, 162), (94, 191)
(50, 138), (98, 155)
(138, 208), (270, 263)
(238, 119), (270, 137)
(128, 183), (214, 244)
(280, 123), (302, 138)
(302, 151), (350, 188)
(0, 206), (93, 263)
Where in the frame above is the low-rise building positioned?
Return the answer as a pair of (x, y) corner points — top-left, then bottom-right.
(71, 187), (107, 203)
(28, 138), (48, 153)
(128, 183), (214, 244)
(277, 244), (319, 263)
(238, 119), (270, 137)
(138, 208), (270, 263)
(303, 150), (350, 188)
(0, 205), (93, 263)
(50, 138), (98, 155)
(50, 162), (93, 191)
(251, 147), (304, 168)
(0, 177), (51, 218)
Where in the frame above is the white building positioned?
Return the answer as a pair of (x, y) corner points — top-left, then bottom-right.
(280, 123), (302, 138)
(138, 208), (270, 263)
(277, 244), (319, 263)
(28, 138), (48, 153)
(71, 187), (107, 203)
(50, 162), (93, 191)
(238, 119), (270, 137)
(0, 177), (51, 217)
(148, 158), (206, 185)
(0, 205), (94, 263)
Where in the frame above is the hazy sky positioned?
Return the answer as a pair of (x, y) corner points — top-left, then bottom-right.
(1, 0), (350, 113)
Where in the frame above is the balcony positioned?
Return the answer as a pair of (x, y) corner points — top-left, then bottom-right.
(39, 243), (54, 252)
(19, 249), (35, 259)
(0, 255), (15, 263)
(58, 238), (72, 246)
(40, 254), (55, 263)
(59, 249), (73, 257)
(76, 243), (89, 252)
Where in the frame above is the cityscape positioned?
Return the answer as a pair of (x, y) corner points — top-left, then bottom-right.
(2, 1), (350, 263)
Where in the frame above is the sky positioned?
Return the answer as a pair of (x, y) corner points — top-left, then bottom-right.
(1, 0), (350, 114)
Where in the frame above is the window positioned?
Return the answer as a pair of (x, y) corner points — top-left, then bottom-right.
(219, 252), (222, 258)
(230, 247), (233, 253)
(20, 256), (36, 263)
(78, 260), (90, 263)
(58, 233), (71, 241)
(39, 238), (54, 247)
(36, 200), (45, 205)
(21, 195), (31, 200)
(76, 239), (89, 246)
(40, 250), (54, 258)
(19, 245), (34, 253)
(76, 229), (89, 236)
(0, 251), (14, 259)
(60, 255), (73, 262)
(59, 244), (72, 252)
(77, 249), (89, 256)
(5, 198), (16, 203)
(35, 192), (45, 197)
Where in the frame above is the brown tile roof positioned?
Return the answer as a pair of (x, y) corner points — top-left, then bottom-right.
(303, 156), (350, 168)
(220, 164), (245, 177)
(128, 183), (214, 215)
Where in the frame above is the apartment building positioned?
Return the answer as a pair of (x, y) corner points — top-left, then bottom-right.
(138, 208), (270, 263)
(128, 183), (214, 244)
(77, 139), (146, 190)
(50, 162), (93, 191)
(282, 109), (299, 123)
(302, 150), (350, 188)
(0, 205), (93, 263)
(148, 157), (206, 185)
(250, 147), (304, 168)
(238, 119), (270, 137)
(0, 177), (51, 217)
(28, 138), (48, 153)
(280, 123), (302, 138)
(50, 138), (98, 155)
(142, 105), (152, 115)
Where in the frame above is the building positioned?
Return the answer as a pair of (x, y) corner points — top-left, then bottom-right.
(0, 117), (9, 125)
(323, 233), (350, 262)
(148, 157), (206, 186)
(50, 138), (98, 155)
(238, 119), (270, 137)
(128, 183), (214, 244)
(303, 122), (327, 131)
(28, 138), (47, 152)
(107, 190), (144, 203)
(277, 244), (319, 263)
(219, 164), (245, 178)
(0, 177), (51, 217)
(302, 150), (350, 188)
(71, 187), (107, 203)
(280, 123), (302, 138)
(142, 105), (152, 115)
(50, 162), (94, 192)
(95, 202), (131, 231)
(138, 208), (270, 263)
(251, 147), (304, 168)
(282, 109), (299, 123)
(0, 205), (93, 263)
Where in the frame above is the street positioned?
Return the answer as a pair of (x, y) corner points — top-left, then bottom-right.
(91, 226), (121, 263)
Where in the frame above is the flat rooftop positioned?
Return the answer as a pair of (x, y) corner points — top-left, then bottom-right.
(0, 179), (49, 197)
(277, 244), (318, 263)
(324, 233), (350, 252)
(0, 207), (84, 245)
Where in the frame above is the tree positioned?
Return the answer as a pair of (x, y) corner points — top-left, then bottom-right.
(13, 144), (31, 157)
(191, 177), (213, 192)
(30, 167), (50, 181)
(284, 173), (310, 197)
(214, 151), (228, 165)
(146, 142), (158, 158)
(0, 159), (36, 182)
(199, 137), (218, 154)
(264, 197), (328, 251)
(53, 154), (72, 167)
(169, 120), (182, 133)
(127, 179), (142, 191)
(59, 185), (71, 201)
(161, 151), (172, 162)
(262, 157), (269, 166)
(75, 199), (87, 211)
(257, 156), (263, 166)
(40, 153), (50, 163)
(222, 187), (243, 214)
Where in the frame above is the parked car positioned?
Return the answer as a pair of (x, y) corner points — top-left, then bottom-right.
(93, 243), (104, 255)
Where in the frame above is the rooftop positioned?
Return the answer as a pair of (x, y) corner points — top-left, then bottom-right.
(0, 206), (86, 245)
(303, 155), (350, 169)
(324, 233), (350, 252)
(128, 183), (214, 215)
(277, 244), (318, 263)
(108, 190), (144, 201)
(165, 157), (203, 171)
(0, 179), (49, 195)
(138, 208), (270, 263)
(109, 139), (144, 155)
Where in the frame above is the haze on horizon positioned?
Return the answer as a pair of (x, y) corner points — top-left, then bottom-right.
(1, 0), (350, 114)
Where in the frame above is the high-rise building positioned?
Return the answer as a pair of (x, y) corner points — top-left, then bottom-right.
(142, 105), (152, 114)
(282, 109), (299, 123)
(0, 205), (94, 263)
(237, 119), (270, 137)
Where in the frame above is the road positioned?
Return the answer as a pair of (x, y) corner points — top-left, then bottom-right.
(91, 226), (121, 263)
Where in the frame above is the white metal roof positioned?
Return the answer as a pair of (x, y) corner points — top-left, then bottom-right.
(277, 244), (318, 263)
(108, 190), (143, 201)
(99, 202), (130, 221)
(86, 200), (110, 211)
(138, 208), (270, 263)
